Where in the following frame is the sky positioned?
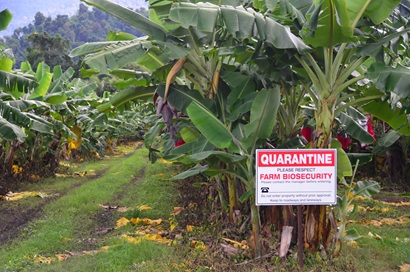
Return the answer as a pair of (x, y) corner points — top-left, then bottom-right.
(0, 0), (146, 37)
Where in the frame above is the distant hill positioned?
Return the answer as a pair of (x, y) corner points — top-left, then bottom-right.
(0, 0), (146, 37)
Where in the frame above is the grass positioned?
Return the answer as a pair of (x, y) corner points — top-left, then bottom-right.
(340, 196), (410, 271)
(0, 144), (183, 271)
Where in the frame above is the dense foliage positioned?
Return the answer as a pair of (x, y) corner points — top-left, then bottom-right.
(70, 0), (410, 260)
(0, 0), (409, 266)
(0, 8), (156, 195)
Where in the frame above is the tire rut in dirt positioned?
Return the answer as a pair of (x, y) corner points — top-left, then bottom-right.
(89, 167), (146, 240)
(0, 202), (44, 246)
(0, 167), (113, 247)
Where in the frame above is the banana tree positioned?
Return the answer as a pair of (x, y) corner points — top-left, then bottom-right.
(286, 0), (404, 253)
(76, 0), (408, 259)
(74, 0), (312, 257)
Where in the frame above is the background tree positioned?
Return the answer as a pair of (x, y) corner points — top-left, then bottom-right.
(26, 32), (74, 71)
(0, 4), (147, 67)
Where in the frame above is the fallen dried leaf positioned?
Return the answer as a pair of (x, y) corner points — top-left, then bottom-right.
(115, 217), (130, 228)
(130, 217), (142, 225)
(191, 240), (207, 250)
(399, 263), (410, 272)
(186, 225), (194, 232)
(142, 218), (162, 226)
(347, 241), (358, 248)
(222, 237), (249, 250)
(98, 203), (121, 210)
(56, 254), (70, 262)
(138, 205), (151, 211)
(0, 191), (55, 201)
(170, 207), (184, 215)
(221, 244), (239, 256)
(34, 255), (54, 264)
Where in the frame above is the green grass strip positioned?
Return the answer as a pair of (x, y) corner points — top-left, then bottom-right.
(0, 147), (181, 271)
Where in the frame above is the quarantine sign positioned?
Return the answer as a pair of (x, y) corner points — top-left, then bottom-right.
(256, 149), (337, 206)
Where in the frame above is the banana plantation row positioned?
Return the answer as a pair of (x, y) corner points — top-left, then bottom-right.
(1, 0), (409, 261)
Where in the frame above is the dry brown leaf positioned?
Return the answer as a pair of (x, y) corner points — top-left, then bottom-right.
(138, 205), (151, 211)
(363, 216), (409, 227)
(191, 240), (207, 250)
(142, 218), (162, 226)
(170, 207), (184, 215)
(34, 255), (54, 264)
(130, 217), (142, 225)
(115, 217), (130, 228)
(55, 173), (69, 178)
(383, 201), (410, 207)
(399, 264), (410, 272)
(117, 207), (129, 212)
(0, 191), (55, 201)
(186, 225), (194, 232)
(144, 233), (171, 244)
(220, 244), (239, 256)
(98, 203), (119, 210)
(56, 254), (70, 262)
(222, 238), (249, 249)
(347, 241), (358, 248)
(122, 235), (140, 243)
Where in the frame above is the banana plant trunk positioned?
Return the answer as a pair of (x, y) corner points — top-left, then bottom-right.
(305, 99), (335, 252)
(250, 195), (262, 257)
(227, 174), (238, 223)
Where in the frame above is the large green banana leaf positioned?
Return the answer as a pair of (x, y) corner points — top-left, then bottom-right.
(0, 100), (31, 128)
(0, 117), (26, 141)
(367, 63), (410, 100)
(0, 9), (12, 31)
(167, 135), (215, 158)
(172, 164), (222, 179)
(363, 100), (410, 136)
(0, 71), (37, 93)
(188, 151), (246, 163)
(301, 0), (401, 47)
(221, 71), (256, 111)
(353, 180), (381, 198)
(71, 39), (188, 74)
(81, 0), (167, 40)
(338, 112), (374, 144)
(169, 3), (310, 53)
(244, 88), (280, 147)
(7, 100), (50, 111)
(97, 86), (156, 113)
(48, 67), (75, 94)
(25, 113), (53, 135)
(186, 101), (239, 151)
(29, 72), (53, 99)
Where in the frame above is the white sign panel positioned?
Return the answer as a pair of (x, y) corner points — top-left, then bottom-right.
(256, 149), (337, 206)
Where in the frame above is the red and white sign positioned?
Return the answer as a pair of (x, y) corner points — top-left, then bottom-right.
(256, 149), (337, 205)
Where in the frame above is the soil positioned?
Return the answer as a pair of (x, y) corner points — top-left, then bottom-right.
(373, 194), (410, 203)
(0, 201), (45, 246)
